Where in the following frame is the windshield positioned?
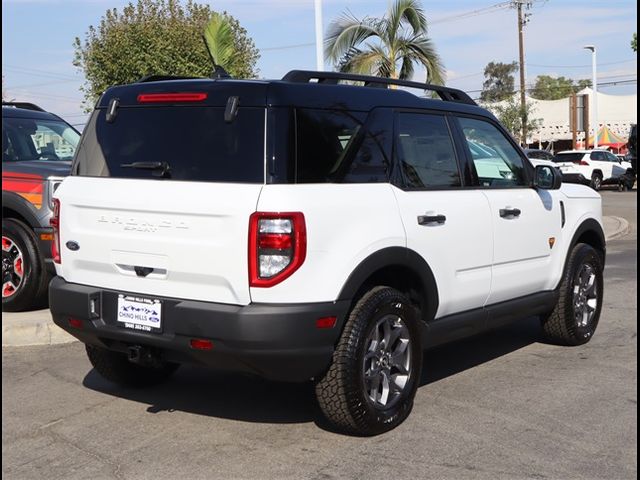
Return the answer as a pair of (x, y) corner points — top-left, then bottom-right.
(74, 106), (265, 183)
(2, 116), (80, 162)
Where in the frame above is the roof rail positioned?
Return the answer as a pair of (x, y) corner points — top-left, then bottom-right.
(282, 70), (477, 106)
(2, 101), (46, 112)
(136, 75), (204, 83)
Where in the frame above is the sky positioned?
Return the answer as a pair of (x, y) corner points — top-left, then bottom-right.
(2, 0), (637, 129)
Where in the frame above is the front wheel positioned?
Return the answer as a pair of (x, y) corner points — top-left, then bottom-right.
(541, 243), (604, 346)
(315, 287), (422, 436)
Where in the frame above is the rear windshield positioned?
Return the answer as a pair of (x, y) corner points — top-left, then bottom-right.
(74, 106), (264, 183)
(553, 152), (584, 163)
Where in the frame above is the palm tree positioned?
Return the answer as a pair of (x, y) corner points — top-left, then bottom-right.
(203, 12), (235, 75)
(325, 0), (445, 85)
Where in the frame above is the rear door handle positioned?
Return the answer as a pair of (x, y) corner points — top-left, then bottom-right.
(499, 208), (521, 218)
(418, 214), (447, 226)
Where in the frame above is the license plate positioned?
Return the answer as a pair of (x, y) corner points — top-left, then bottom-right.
(116, 294), (162, 333)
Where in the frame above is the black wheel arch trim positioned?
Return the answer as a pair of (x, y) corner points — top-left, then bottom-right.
(336, 246), (439, 323)
(2, 191), (44, 229)
(569, 218), (606, 265)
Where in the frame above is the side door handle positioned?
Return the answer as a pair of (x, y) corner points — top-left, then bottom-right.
(499, 207), (521, 218)
(418, 214), (447, 226)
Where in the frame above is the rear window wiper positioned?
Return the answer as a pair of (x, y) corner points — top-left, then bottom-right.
(120, 161), (171, 178)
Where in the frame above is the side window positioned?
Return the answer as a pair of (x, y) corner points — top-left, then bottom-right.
(606, 152), (619, 163)
(590, 151), (606, 161)
(458, 117), (527, 187)
(295, 109), (387, 183)
(395, 113), (461, 188)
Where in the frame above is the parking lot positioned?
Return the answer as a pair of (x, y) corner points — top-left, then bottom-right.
(2, 190), (637, 480)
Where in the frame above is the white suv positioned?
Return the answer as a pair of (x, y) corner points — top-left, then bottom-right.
(49, 71), (606, 435)
(553, 149), (634, 190)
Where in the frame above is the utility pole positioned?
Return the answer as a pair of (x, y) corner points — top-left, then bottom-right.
(314, 0), (324, 71)
(516, 1), (528, 147)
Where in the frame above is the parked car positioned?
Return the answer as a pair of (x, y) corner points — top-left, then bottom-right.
(2, 102), (80, 311)
(524, 148), (555, 162)
(552, 149), (634, 191)
(628, 124), (637, 173)
(49, 70), (605, 436)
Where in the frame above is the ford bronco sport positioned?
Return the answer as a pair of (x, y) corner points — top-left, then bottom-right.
(2, 102), (80, 311)
(49, 71), (606, 435)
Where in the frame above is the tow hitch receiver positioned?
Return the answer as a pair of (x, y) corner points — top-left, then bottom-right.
(127, 345), (163, 368)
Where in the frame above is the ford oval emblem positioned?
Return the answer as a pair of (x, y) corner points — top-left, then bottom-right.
(66, 241), (80, 251)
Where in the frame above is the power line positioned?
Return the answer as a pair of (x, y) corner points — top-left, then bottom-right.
(528, 59), (637, 69)
(430, 1), (512, 25)
(2, 65), (79, 82)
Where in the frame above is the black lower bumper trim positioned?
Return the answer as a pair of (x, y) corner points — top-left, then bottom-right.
(49, 277), (351, 382)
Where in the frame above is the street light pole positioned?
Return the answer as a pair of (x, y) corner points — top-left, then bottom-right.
(314, 0), (324, 71)
(584, 45), (598, 148)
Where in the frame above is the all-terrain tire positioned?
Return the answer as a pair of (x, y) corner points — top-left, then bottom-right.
(86, 345), (179, 387)
(2, 218), (49, 312)
(541, 243), (604, 346)
(315, 286), (422, 436)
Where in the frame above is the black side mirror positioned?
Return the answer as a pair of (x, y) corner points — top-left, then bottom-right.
(533, 165), (562, 190)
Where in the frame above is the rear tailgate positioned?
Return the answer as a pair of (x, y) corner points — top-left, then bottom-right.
(55, 93), (267, 306)
(55, 177), (261, 305)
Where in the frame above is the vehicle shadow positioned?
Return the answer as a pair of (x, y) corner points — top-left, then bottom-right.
(82, 316), (542, 430)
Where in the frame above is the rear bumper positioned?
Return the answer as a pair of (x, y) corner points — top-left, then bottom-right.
(49, 277), (350, 382)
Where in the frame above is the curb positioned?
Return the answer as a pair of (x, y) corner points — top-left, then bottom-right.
(604, 216), (631, 242)
(2, 312), (75, 347)
(1, 216), (632, 348)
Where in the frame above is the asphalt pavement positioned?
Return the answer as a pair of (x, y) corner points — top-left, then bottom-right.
(2, 190), (637, 480)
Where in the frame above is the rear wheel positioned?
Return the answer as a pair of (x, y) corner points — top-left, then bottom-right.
(86, 345), (179, 387)
(315, 287), (422, 436)
(2, 219), (49, 312)
(590, 172), (603, 191)
(541, 243), (603, 346)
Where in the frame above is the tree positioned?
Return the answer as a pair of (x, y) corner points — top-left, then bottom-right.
(530, 75), (592, 100)
(73, 0), (259, 110)
(325, 0), (445, 85)
(632, 33), (637, 52)
(484, 97), (541, 145)
(480, 61), (518, 102)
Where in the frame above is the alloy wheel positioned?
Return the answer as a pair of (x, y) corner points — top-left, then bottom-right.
(2, 236), (25, 298)
(363, 314), (412, 409)
(573, 262), (598, 328)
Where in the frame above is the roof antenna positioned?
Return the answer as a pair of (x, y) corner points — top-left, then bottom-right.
(202, 34), (231, 80)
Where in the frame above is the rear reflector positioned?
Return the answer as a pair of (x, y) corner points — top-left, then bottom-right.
(137, 93), (208, 103)
(190, 339), (213, 351)
(316, 316), (337, 329)
(68, 318), (83, 329)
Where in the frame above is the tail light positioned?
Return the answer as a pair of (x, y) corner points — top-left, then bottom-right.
(249, 212), (306, 287)
(579, 160), (590, 166)
(50, 198), (61, 264)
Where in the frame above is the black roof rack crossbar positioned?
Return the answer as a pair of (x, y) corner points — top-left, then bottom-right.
(2, 101), (46, 112)
(282, 70), (477, 106)
(136, 75), (205, 83)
